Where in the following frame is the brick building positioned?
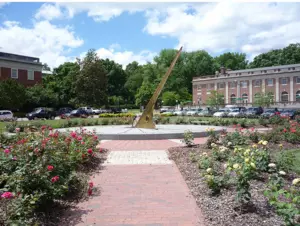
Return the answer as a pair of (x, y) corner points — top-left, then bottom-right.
(0, 52), (43, 87)
(192, 64), (300, 108)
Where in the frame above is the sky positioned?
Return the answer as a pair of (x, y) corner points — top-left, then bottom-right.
(0, 2), (300, 69)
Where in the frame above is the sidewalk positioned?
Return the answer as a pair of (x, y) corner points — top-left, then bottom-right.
(65, 140), (205, 226)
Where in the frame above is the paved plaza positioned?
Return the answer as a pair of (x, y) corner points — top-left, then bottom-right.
(67, 139), (207, 226)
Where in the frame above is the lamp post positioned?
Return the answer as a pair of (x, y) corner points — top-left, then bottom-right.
(176, 99), (178, 110)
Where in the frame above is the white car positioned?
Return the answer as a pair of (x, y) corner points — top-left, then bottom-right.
(213, 108), (229, 117)
(0, 110), (13, 120)
(228, 108), (246, 117)
(79, 107), (93, 115)
(92, 109), (101, 114)
(174, 109), (187, 116)
(186, 109), (202, 116)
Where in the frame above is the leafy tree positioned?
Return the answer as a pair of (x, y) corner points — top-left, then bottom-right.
(73, 49), (108, 107)
(206, 90), (225, 109)
(135, 81), (155, 107)
(249, 43), (300, 68)
(253, 92), (274, 107)
(26, 84), (58, 108)
(101, 59), (127, 97)
(0, 79), (26, 110)
(162, 91), (180, 106)
(42, 63), (51, 71)
(44, 62), (79, 107)
(214, 52), (248, 70)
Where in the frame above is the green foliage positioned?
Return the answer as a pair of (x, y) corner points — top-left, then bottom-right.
(73, 49), (108, 107)
(0, 79), (26, 110)
(181, 130), (194, 147)
(253, 92), (274, 107)
(264, 177), (300, 226)
(26, 84), (58, 108)
(276, 150), (296, 173)
(206, 90), (225, 109)
(162, 91), (180, 106)
(0, 128), (100, 224)
(99, 113), (135, 118)
(214, 52), (248, 70)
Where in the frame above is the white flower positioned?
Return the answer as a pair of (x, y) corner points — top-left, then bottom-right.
(227, 142), (232, 146)
(279, 171), (286, 176)
(211, 143), (217, 148)
(233, 163), (240, 169)
(262, 141), (268, 146)
(268, 163), (276, 168)
(206, 168), (213, 174)
(223, 164), (228, 169)
(292, 178), (300, 185)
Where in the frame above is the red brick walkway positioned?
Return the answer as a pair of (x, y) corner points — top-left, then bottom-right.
(66, 140), (205, 226)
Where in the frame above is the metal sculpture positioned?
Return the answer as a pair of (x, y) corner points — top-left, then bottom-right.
(135, 46), (183, 129)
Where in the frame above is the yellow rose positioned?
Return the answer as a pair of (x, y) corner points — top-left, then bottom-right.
(252, 144), (257, 148)
(262, 141), (268, 146)
(250, 162), (256, 169)
(292, 178), (300, 185)
(233, 163), (240, 169)
(279, 144), (283, 148)
(206, 168), (213, 174)
(245, 158), (250, 163)
(258, 140), (263, 144)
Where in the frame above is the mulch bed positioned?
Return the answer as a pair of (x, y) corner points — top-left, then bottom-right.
(168, 145), (284, 226)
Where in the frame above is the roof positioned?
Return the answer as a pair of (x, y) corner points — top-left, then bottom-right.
(0, 51), (42, 65)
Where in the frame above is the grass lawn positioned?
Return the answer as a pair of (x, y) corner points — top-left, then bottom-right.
(278, 149), (300, 174)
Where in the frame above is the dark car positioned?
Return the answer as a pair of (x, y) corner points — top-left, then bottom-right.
(65, 109), (89, 118)
(111, 108), (122, 114)
(57, 107), (73, 116)
(245, 107), (263, 116)
(26, 108), (56, 120)
(280, 109), (297, 119)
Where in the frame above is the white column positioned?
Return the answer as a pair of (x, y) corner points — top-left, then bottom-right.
(262, 79), (265, 93)
(237, 81), (240, 103)
(225, 81), (229, 104)
(214, 83), (217, 90)
(290, 76), (294, 102)
(249, 80), (253, 103)
(276, 77), (280, 102)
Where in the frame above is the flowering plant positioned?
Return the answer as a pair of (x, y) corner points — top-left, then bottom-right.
(0, 127), (101, 224)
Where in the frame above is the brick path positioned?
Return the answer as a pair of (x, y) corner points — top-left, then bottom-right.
(66, 140), (205, 226)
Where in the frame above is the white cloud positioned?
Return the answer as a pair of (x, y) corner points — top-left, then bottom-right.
(35, 3), (177, 22)
(143, 2), (300, 59)
(0, 20), (83, 68)
(34, 3), (64, 21)
(80, 46), (156, 69)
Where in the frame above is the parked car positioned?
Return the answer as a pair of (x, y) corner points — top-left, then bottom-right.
(0, 110), (14, 120)
(197, 109), (213, 117)
(245, 107), (263, 116)
(111, 108), (122, 114)
(160, 107), (169, 113)
(213, 108), (230, 117)
(280, 109), (297, 119)
(65, 109), (89, 118)
(57, 107), (73, 117)
(227, 108), (244, 117)
(26, 108), (56, 120)
(92, 109), (102, 114)
(174, 109), (187, 116)
(79, 107), (93, 115)
(186, 109), (202, 116)
(261, 109), (276, 118)
(161, 109), (175, 116)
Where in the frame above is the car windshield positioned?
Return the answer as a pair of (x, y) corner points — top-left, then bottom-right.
(71, 110), (77, 114)
(230, 108), (240, 112)
(265, 110), (275, 113)
(247, 108), (257, 112)
(218, 109), (227, 112)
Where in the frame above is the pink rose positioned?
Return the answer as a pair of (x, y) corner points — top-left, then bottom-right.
(1, 192), (13, 199)
(4, 149), (10, 154)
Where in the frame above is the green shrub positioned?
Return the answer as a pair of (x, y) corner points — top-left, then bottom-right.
(181, 130), (194, 147)
(99, 113), (134, 118)
(0, 128), (101, 224)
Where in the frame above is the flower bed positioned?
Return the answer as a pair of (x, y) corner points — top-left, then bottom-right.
(0, 126), (106, 225)
(169, 127), (300, 226)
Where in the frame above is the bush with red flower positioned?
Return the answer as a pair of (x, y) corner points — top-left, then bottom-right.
(0, 127), (103, 225)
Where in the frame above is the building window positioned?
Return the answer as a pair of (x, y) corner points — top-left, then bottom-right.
(281, 91), (289, 102)
(267, 78), (273, 86)
(254, 80), (261, 87)
(28, 70), (34, 80)
(296, 77), (300, 84)
(197, 86), (201, 91)
(296, 91), (300, 102)
(11, 68), (18, 79)
(230, 94), (236, 104)
(241, 81), (247, 88)
(229, 81), (236, 89)
(201, 84), (206, 89)
(281, 78), (288, 85)
(242, 93), (248, 103)
(218, 82), (225, 89)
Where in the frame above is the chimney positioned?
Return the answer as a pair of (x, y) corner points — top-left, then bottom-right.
(220, 66), (225, 75)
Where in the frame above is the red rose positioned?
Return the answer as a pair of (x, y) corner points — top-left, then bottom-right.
(51, 176), (59, 183)
(89, 181), (94, 188)
(47, 165), (54, 171)
(87, 149), (93, 154)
